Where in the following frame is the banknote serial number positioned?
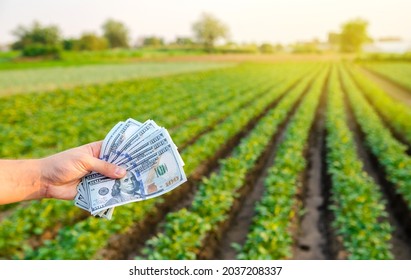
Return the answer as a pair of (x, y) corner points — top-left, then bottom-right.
(165, 176), (180, 187)
(221, 266), (282, 276)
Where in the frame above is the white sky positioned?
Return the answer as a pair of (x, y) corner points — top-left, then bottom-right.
(0, 0), (410, 45)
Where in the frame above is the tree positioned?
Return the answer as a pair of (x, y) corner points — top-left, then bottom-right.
(174, 37), (194, 46)
(76, 32), (108, 51)
(259, 43), (275, 53)
(11, 21), (62, 57)
(102, 19), (130, 48)
(142, 36), (164, 47)
(339, 18), (371, 53)
(192, 13), (229, 50)
(62, 38), (76, 51)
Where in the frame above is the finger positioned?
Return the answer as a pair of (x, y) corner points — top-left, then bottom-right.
(86, 141), (104, 158)
(86, 156), (127, 178)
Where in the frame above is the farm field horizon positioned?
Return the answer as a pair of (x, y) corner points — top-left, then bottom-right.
(0, 54), (410, 260)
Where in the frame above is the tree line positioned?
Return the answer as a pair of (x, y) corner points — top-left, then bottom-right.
(9, 13), (371, 58)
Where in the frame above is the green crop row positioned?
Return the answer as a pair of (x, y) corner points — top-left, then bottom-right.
(23, 64), (316, 259)
(0, 69), (261, 257)
(171, 80), (278, 149)
(340, 65), (411, 209)
(326, 65), (392, 259)
(363, 62), (411, 92)
(346, 64), (411, 145)
(0, 65), (268, 158)
(140, 66), (322, 260)
(0, 64), (314, 259)
(236, 66), (328, 260)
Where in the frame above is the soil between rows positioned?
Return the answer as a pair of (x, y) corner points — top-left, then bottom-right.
(98, 74), (309, 260)
(293, 68), (330, 260)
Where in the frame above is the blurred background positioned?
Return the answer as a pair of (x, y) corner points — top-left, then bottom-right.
(0, 0), (411, 260)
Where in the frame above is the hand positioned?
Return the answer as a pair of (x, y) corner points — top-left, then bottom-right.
(40, 141), (126, 200)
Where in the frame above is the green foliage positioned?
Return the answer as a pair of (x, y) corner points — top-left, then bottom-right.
(142, 65), (318, 260)
(21, 44), (62, 58)
(62, 39), (76, 51)
(142, 36), (165, 47)
(238, 66), (327, 260)
(341, 65), (411, 209)
(0, 63), (314, 260)
(0, 62), (231, 95)
(101, 19), (130, 48)
(363, 62), (411, 92)
(75, 33), (108, 51)
(11, 21), (62, 57)
(259, 43), (274, 53)
(192, 12), (229, 50)
(339, 18), (371, 53)
(291, 40), (321, 54)
(1, 61), (401, 261)
(173, 37), (194, 46)
(326, 65), (393, 259)
(346, 64), (411, 145)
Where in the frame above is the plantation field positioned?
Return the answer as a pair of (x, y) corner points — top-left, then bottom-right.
(0, 59), (410, 260)
(0, 61), (233, 96)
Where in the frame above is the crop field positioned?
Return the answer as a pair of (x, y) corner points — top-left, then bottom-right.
(0, 61), (233, 96)
(362, 62), (411, 92)
(0, 59), (410, 260)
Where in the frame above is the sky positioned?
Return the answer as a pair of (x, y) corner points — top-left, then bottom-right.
(0, 0), (410, 45)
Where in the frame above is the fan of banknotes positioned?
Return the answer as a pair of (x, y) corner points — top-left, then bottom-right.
(74, 118), (187, 220)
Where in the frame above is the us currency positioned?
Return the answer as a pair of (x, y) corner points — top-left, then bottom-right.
(114, 128), (172, 165)
(77, 118), (145, 211)
(74, 118), (186, 220)
(108, 120), (159, 163)
(103, 118), (143, 161)
(88, 143), (186, 215)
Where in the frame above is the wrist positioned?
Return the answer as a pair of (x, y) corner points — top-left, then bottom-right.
(37, 158), (51, 199)
(25, 159), (46, 201)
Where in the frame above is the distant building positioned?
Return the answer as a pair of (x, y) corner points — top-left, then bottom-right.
(363, 40), (411, 54)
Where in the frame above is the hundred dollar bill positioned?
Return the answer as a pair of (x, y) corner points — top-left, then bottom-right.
(99, 121), (123, 159)
(102, 119), (142, 161)
(109, 120), (159, 163)
(114, 128), (171, 165)
(88, 144), (186, 214)
(74, 118), (185, 220)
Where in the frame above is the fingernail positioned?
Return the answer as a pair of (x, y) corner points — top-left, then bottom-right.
(115, 167), (127, 177)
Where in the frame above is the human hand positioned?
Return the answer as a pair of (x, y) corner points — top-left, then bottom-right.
(39, 141), (126, 200)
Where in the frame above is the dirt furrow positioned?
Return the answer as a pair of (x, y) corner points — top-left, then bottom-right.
(293, 69), (330, 260)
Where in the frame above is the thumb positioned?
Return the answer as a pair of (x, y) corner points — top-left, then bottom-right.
(86, 156), (127, 178)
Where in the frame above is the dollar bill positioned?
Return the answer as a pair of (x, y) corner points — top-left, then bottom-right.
(109, 120), (159, 163)
(88, 144), (186, 214)
(102, 119), (142, 161)
(74, 118), (186, 220)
